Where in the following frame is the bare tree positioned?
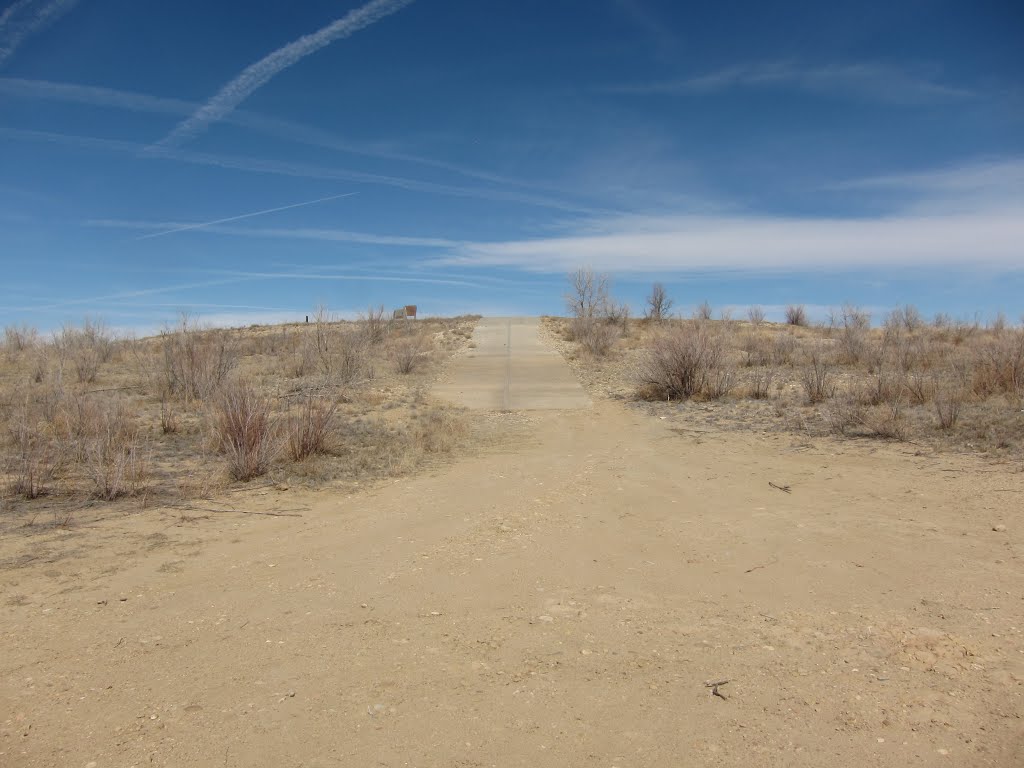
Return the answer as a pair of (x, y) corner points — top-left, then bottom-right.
(645, 282), (674, 322)
(565, 267), (611, 320)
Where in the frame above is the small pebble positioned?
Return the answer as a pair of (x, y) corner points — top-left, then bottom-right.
(992, 525), (1007, 532)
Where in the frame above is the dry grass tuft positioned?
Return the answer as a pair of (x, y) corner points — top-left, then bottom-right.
(286, 395), (338, 461)
(389, 332), (431, 374)
(160, 317), (238, 400)
(212, 382), (279, 481)
(800, 352), (835, 404)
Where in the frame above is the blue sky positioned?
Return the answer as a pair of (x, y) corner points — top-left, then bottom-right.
(1, 0), (1022, 332)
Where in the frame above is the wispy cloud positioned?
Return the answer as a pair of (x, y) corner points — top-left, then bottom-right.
(439, 207), (1024, 273)
(0, 76), (192, 113)
(199, 270), (486, 289)
(133, 192), (358, 240)
(0, 77), (540, 189)
(829, 158), (1024, 195)
(89, 219), (460, 248)
(0, 0), (79, 67)
(1, 125), (601, 214)
(0, 276), (271, 313)
(605, 61), (972, 104)
(155, 0), (416, 148)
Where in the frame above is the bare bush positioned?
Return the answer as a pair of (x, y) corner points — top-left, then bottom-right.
(856, 370), (905, 407)
(704, 366), (736, 400)
(785, 304), (808, 326)
(161, 317), (238, 400)
(747, 306), (766, 327)
(360, 305), (391, 345)
(905, 373), (933, 405)
(605, 302), (631, 334)
(390, 333), (430, 374)
(4, 324), (38, 355)
(213, 383), (279, 481)
(83, 417), (148, 501)
(972, 329), (1024, 399)
(693, 301), (713, 321)
(824, 397), (866, 436)
(571, 317), (619, 357)
(771, 333), (798, 366)
(5, 413), (60, 499)
(837, 304), (871, 364)
(645, 283), (674, 322)
(57, 318), (116, 384)
(934, 386), (964, 430)
(335, 328), (375, 383)
(565, 267), (611, 320)
(286, 395), (338, 461)
(801, 353), (836, 404)
(864, 399), (909, 441)
(748, 368), (775, 399)
(635, 324), (729, 400)
(741, 332), (771, 367)
(160, 396), (180, 434)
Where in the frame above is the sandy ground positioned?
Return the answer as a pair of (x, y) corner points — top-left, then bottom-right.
(2, 319), (1023, 767)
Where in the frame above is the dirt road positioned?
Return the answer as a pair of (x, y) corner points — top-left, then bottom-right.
(2, 320), (1023, 767)
(433, 317), (590, 410)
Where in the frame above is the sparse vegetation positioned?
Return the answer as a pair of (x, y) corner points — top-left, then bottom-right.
(634, 323), (730, 401)
(563, 268), (628, 356)
(213, 382), (279, 482)
(0, 313), (481, 526)
(545, 299), (1023, 455)
(785, 304), (808, 327)
(644, 282), (674, 323)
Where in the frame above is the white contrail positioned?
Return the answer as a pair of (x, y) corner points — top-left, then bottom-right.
(155, 0), (416, 148)
(135, 192), (358, 240)
(0, 0), (80, 66)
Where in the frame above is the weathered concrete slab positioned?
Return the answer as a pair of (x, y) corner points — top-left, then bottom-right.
(433, 317), (590, 410)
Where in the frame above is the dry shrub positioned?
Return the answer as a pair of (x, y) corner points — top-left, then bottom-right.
(334, 328), (375, 382)
(213, 383), (279, 481)
(747, 306), (766, 327)
(160, 396), (180, 434)
(863, 400), (909, 441)
(801, 353), (836, 404)
(82, 416), (148, 501)
(934, 386), (965, 430)
(824, 397), (866, 436)
(390, 332), (431, 374)
(5, 409), (61, 499)
(4, 324), (38, 356)
(694, 301), (713, 321)
(635, 324), (731, 400)
(645, 283), (674, 322)
(411, 408), (467, 454)
(837, 304), (871, 364)
(771, 333), (798, 366)
(855, 370), (905, 407)
(360, 305), (392, 346)
(57, 318), (116, 384)
(972, 330), (1024, 399)
(748, 368), (775, 399)
(161, 318), (238, 400)
(785, 304), (808, 326)
(571, 317), (618, 357)
(741, 332), (771, 367)
(904, 372), (933, 405)
(605, 302), (631, 335)
(286, 395), (338, 461)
